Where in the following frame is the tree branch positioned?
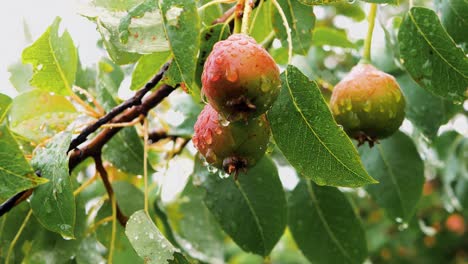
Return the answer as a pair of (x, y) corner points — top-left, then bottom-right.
(69, 84), (177, 172)
(68, 62), (171, 152)
(94, 154), (128, 226)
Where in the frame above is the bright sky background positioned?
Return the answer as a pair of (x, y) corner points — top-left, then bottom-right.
(0, 0), (101, 97)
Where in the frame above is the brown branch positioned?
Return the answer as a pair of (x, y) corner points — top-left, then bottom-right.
(69, 84), (177, 171)
(68, 62), (171, 152)
(94, 154), (128, 226)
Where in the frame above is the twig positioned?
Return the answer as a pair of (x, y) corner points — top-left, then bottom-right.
(94, 154), (128, 226)
(67, 62), (171, 152)
(68, 84), (177, 172)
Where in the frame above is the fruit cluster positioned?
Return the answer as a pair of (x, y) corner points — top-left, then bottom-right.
(193, 34), (281, 177)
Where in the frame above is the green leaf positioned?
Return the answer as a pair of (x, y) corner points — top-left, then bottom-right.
(22, 17), (77, 95)
(198, 156), (287, 256)
(130, 51), (171, 90)
(249, 1), (273, 43)
(113, 181), (144, 216)
(360, 0), (398, 4)
(159, 0), (200, 92)
(80, 3), (171, 64)
(397, 73), (461, 139)
(359, 132), (424, 222)
(91, 0), (144, 10)
(289, 180), (367, 264)
(297, 0), (344, 5)
(125, 210), (181, 264)
(195, 24), (230, 89)
(167, 91), (202, 137)
(0, 94), (12, 123)
(75, 56), (97, 90)
(0, 125), (48, 201)
(436, 0), (468, 46)
(9, 89), (77, 143)
(272, 0), (315, 55)
(167, 178), (224, 263)
(398, 7), (468, 102)
(95, 201), (142, 263)
(198, 0), (222, 26)
(94, 59), (124, 111)
(334, 3), (365, 22)
(313, 27), (357, 48)
(103, 127), (150, 176)
(7, 61), (33, 92)
(30, 132), (76, 238)
(268, 65), (375, 187)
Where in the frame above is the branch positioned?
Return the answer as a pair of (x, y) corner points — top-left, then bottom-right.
(67, 62), (171, 152)
(94, 154), (128, 226)
(69, 84), (177, 171)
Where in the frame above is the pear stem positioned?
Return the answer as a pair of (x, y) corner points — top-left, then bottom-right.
(362, 4), (377, 64)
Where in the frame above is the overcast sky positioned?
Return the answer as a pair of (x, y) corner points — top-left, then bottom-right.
(0, 0), (101, 97)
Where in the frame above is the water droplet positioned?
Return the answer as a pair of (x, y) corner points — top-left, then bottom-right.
(219, 117), (230, 127)
(260, 76), (271, 93)
(206, 164), (218, 173)
(347, 0), (356, 3)
(363, 100), (372, 112)
(218, 170), (230, 179)
(214, 126), (222, 135)
(225, 67), (238, 82)
(211, 73), (220, 82)
(203, 130), (212, 145)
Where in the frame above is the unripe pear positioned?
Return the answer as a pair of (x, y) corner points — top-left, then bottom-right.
(330, 64), (405, 146)
(202, 34), (281, 121)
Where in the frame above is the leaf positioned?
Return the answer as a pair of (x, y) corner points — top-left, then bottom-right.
(289, 180), (367, 264)
(313, 27), (357, 48)
(359, 132), (424, 222)
(272, 0), (315, 55)
(95, 201), (142, 263)
(0, 93), (12, 123)
(159, 0), (200, 92)
(30, 132), (76, 238)
(0, 124), (48, 201)
(22, 17), (77, 95)
(360, 0), (398, 4)
(398, 7), (468, 102)
(397, 73), (461, 139)
(166, 91), (202, 137)
(8, 89), (78, 143)
(125, 210), (180, 264)
(130, 51), (171, 90)
(436, 0), (468, 46)
(79, 3), (171, 64)
(94, 59), (124, 111)
(113, 181), (144, 216)
(7, 61), (33, 92)
(75, 56), (97, 90)
(197, 156), (287, 256)
(249, 1), (273, 43)
(297, 0), (344, 5)
(167, 178), (224, 263)
(268, 65), (376, 187)
(334, 3), (365, 22)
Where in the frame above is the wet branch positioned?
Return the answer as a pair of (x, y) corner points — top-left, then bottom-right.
(94, 154), (128, 226)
